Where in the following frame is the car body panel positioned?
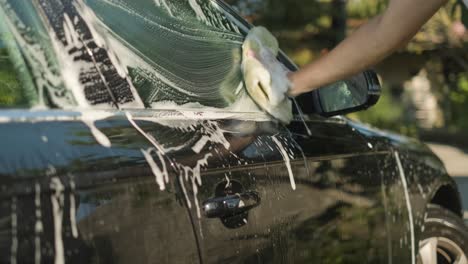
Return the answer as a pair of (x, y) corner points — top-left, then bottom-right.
(0, 110), (201, 263)
(0, 0), (462, 263)
(348, 118), (461, 262)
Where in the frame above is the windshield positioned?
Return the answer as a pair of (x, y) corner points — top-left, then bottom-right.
(80, 0), (260, 111)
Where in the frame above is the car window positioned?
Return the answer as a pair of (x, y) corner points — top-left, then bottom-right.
(82, 0), (261, 111)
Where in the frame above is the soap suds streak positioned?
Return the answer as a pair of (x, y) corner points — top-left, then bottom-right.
(50, 12), (89, 108)
(0, 109), (269, 125)
(10, 196), (17, 264)
(35, 183), (44, 264)
(178, 173), (192, 208)
(126, 112), (166, 153)
(191, 121), (230, 154)
(69, 180), (79, 238)
(188, 0), (208, 22)
(149, 97), (267, 120)
(126, 111), (226, 218)
(74, 0), (145, 108)
(81, 111), (113, 147)
(37, 0), (144, 107)
(50, 177), (65, 264)
(394, 152), (415, 264)
(127, 111), (203, 212)
(192, 136), (211, 154)
(179, 153), (213, 218)
(272, 136), (296, 190)
(141, 148), (169, 191)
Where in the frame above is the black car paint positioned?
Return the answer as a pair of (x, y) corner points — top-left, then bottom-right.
(0, 109), (459, 263)
(0, 0), (463, 263)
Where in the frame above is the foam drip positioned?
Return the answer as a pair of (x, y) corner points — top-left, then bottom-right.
(50, 177), (65, 264)
(272, 136), (296, 190)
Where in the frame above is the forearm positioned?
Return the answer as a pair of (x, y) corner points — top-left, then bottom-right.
(288, 0), (448, 96)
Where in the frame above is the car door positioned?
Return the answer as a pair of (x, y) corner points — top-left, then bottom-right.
(0, 1), (200, 263)
(172, 113), (392, 264)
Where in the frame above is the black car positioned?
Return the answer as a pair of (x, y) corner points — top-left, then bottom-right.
(0, 0), (466, 263)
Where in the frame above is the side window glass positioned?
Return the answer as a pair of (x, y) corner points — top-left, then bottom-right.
(83, 0), (261, 111)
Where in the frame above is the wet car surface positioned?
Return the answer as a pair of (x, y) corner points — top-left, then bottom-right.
(0, 0), (465, 263)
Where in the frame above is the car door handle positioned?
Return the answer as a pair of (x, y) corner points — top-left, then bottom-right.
(202, 191), (261, 218)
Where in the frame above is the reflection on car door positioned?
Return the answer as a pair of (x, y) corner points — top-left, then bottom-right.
(180, 113), (392, 263)
(284, 116), (392, 263)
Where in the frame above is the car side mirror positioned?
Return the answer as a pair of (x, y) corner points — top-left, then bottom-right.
(314, 70), (381, 117)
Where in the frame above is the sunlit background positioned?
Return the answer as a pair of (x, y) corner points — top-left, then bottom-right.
(226, 0), (468, 216)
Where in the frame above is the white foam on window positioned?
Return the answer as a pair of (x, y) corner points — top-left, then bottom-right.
(188, 0), (208, 22)
(74, 0), (145, 108)
(48, 27), (90, 108)
(75, 0), (200, 98)
(110, 36), (198, 98)
(153, 0), (173, 16)
(63, 14), (82, 49)
(75, 0), (251, 111)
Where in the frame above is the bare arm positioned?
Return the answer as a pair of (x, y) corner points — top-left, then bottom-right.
(288, 0), (448, 97)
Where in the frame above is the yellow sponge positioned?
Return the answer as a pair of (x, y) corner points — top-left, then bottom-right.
(241, 27), (292, 124)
